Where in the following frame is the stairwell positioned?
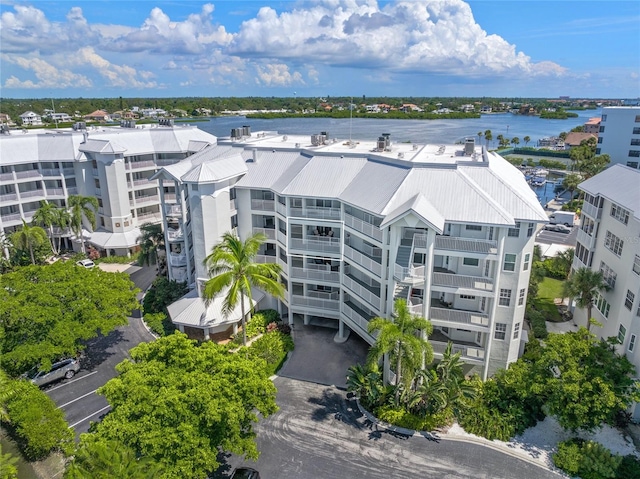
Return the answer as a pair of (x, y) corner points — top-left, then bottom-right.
(393, 283), (410, 302)
(396, 245), (411, 268)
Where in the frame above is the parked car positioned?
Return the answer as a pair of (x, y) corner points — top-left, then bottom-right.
(230, 468), (261, 479)
(25, 358), (81, 387)
(76, 259), (95, 268)
(544, 224), (572, 234)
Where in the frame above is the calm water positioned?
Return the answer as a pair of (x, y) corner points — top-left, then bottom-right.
(194, 108), (600, 145)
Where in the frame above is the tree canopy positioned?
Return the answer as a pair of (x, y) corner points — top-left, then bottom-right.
(0, 262), (139, 375)
(86, 333), (278, 479)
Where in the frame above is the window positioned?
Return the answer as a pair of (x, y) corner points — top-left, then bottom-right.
(596, 148), (601, 155)
(601, 114), (607, 122)
(463, 257), (479, 266)
(513, 322), (521, 340)
(230, 214), (238, 229)
(229, 188), (236, 200)
(465, 224), (482, 231)
(594, 293), (610, 318)
(629, 150), (640, 157)
(632, 139), (640, 146)
(523, 253), (530, 271)
(494, 323), (507, 340)
(604, 231), (624, 256)
(633, 255), (640, 275)
(627, 161), (639, 169)
(518, 288), (526, 306)
(460, 295), (476, 300)
(630, 334), (637, 352)
(597, 137), (603, 144)
(610, 204), (629, 225)
(599, 125), (605, 133)
(527, 222), (534, 237)
(618, 324), (627, 344)
(633, 127), (640, 134)
(625, 290), (635, 311)
(600, 262), (617, 288)
(499, 289), (511, 307)
(635, 115), (640, 122)
(508, 222), (520, 237)
(503, 254), (516, 272)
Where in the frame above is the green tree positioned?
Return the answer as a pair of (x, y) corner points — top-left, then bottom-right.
(367, 299), (433, 404)
(136, 223), (164, 269)
(477, 131), (483, 144)
(52, 206), (71, 254)
(32, 201), (59, 254)
(523, 135), (531, 146)
(484, 130), (492, 148)
(562, 173), (582, 199)
(554, 247), (575, 280)
(64, 437), (164, 479)
(203, 232), (284, 347)
(0, 443), (19, 479)
(89, 333), (278, 479)
(511, 137), (520, 147)
(67, 195), (98, 253)
(564, 267), (610, 331)
(0, 261), (139, 375)
(9, 220), (49, 265)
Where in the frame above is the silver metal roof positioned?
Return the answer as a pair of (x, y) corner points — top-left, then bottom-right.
(281, 155), (367, 198)
(579, 164), (640, 220)
(235, 150), (307, 191)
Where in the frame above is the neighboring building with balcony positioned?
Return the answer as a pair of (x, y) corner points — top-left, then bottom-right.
(0, 124), (215, 255)
(19, 111), (43, 126)
(597, 106), (640, 169)
(154, 129), (548, 378)
(572, 164), (640, 420)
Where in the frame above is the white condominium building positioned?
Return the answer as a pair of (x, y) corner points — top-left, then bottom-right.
(597, 106), (640, 170)
(574, 164), (640, 420)
(153, 129), (548, 378)
(0, 124), (215, 254)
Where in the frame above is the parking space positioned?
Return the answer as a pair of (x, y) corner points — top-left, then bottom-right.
(536, 225), (578, 246)
(278, 322), (369, 389)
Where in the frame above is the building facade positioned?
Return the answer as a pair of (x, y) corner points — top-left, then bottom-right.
(597, 106), (640, 169)
(153, 129), (548, 378)
(573, 164), (640, 420)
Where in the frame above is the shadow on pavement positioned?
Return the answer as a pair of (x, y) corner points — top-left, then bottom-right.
(81, 329), (125, 371)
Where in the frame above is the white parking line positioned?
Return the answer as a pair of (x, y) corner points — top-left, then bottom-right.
(47, 371), (98, 391)
(68, 405), (111, 429)
(58, 389), (99, 409)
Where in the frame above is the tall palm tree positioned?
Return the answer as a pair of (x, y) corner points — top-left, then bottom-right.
(10, 220), (48, 264)
(367, 298), (433, 404)
(484, 130), (492, 148)
(52, 206), (71, 254)
(68, 195), (98, 253)
(523, 135), (531, 147)
(136, 223), (164, 269)
(554, 247), (575, 280)
(203, 232), (284, 346)
(511, 137), (520, 147)
(477, 131), (483, 144)
(32, 200), (59, 254)
(564, 267), (610, 331)
(562, 173), (581, 200)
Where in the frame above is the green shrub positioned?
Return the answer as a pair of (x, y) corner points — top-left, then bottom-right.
(244, 309), (281, 339)
(142, 277), (188, 315)
(95, 255), (135, 264)
(553, 439), (622, 479)
(4, 380), (73, 460)
(375, 404), (450, 432)
(541, 258), (568, 280)
(538, 159), (568, 170)
(525, 308), (548, 339)
(617, 455), (640, 479)
(143, 312), (176, 337)
(247, 331), (293, 376)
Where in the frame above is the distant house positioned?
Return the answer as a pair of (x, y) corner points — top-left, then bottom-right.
(480, 106), (492, 113)
(564, 132), (597, 149)
(584, 117), (601, 135)
(0, 113), (14, 126)
(401, 103), (423, 113)
(458, 104), (475, 113)
(49, 112), (72, 122)
(19, 111), (43, 126)
(84, 110), (111, 122)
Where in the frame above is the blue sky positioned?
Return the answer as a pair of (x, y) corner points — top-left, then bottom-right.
(1, 0), (638, 99)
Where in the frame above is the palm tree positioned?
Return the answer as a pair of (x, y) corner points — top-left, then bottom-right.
(136, 223), (164, 270)
(562, 173), (581, 200)
(68, 195), (98, 253)
(554, 248), (575, 280)
(523, 135), (531, 147)
(32, 200), (59, 254)
(477, 131), (483, 145)
(484, 130), (492, 148)
(564, 267), (610, 331)
(434, 343), (476, 414)
(203, 232), (284, 346)
(10, 220), (48, 264)
(52, 206), (71, 254)
(367, 298), (433, 404)
(511, 137), (520, 147)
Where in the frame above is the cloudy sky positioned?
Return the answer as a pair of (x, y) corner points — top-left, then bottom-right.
(1, 0), (638, 99)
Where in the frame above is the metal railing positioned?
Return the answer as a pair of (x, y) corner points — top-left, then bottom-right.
(40, 169), (61, 177)
(343, 244), (382, 277)
(394, 263), (426, 282)
(169, 253), (187, 267)
(344, 213), (383, 242)
(289, 206), (341, 220)
(256, 254), (277, 264)
(277, 229), (286, 245)
(251, 199), (275, 211)
(164, 193), (177, 202)
(342, 275), (380, 309)
(19, 190), (45, 198)
(431, 272), (494, 291)
(127, 160), (156, 170)
(46, 188), (64, 196)
(289, 236), (341, 254)
(0, 213), (21, 222)
(0, 193), (18, 202)
(133, 178), (152, 186)
(0, 172), (14, 181)
(15, 170), (41, 179)
(290, 266), (340, 282)
(131, 195), (159, 205)
(576, 228), (595, 249)
(290, 296), (340, 311)
(431, 341), (485, 361)
(582, 201), (602, 220)
(253, 227), (276, 240)
(276, 201), (287, 216)
(408, 299), (424, 315)
(434, 235), (498, 254)
(429, 307), (489, 327)
(165, 204), (182, 217)
(342, 304), (372, 334)
(167, 229), (183, 241)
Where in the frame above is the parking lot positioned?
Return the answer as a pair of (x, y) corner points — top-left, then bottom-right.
(535, 224), (578, 246)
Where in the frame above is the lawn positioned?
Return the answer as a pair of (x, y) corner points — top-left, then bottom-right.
(534, 277), (565, 322)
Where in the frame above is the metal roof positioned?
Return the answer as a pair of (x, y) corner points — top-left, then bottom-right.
(181, 154), (247, 183)
(381, 193), (445, 232)
(281, 155), (367, 198)
(579, 164), (640, 220)
(235, 150), (307, 191)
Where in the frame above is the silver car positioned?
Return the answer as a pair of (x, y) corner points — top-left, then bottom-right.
(27, 358), (81, 387)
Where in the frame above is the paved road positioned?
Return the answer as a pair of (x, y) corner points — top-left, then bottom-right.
(535, 225), (578, 246)
(216, 377), (562, 479)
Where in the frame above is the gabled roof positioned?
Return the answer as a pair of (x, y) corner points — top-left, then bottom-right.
(79, 138), (126, 154)
(181, 154), (247, 183)
(381, 193), (445, 232)
(579, 164), (640, 220)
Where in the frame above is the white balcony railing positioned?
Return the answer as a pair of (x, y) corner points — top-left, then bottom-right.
(167, 229), (183, 241)
(0, 213), (21, 222)
(343, 244), (382, 277)
(344, 213), (383, 242)
(342, 304), (373, 335)
(289, 206), (341, 220)
(0, 193), (18, 202)
(47, 188), (64, 196)
(164, 193), (176, 202)
(132, 195), (159, 205)
(431, 341), (485, 362)
(15, 170), (42, 179)
(291, 296), (340, 311)
(343, 275), (380, 309)
(576, 228), (596, 249)
(276, 201), (287, 216)
(289, 237), (341, 255)
(127, 160), (156, 170)
(40, 169), (61, 177)
(582, 201), (602, 220)
(133, 178), (152, 186)
(165, 204), (182, 217)
(251, 199), (275, 211)
(394, 263), (426, 282)
(19, 190), (45, 198)
(408, 298), (424, 315)
(253, 227), (276, 240)
(434, 235), (498, 255)
(169, 253), (187, 267)
(277, 230), (286, 245)
(431, 272), (494, 291)
(0, 172), (14, 181)
(290, 266), (340, 283)
(256, 254), (277, 264)
(429, 307), (489, 327)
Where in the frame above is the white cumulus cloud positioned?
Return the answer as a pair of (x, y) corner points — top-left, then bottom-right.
(255, 63), (304, 87)
(1, 54), (92, 89)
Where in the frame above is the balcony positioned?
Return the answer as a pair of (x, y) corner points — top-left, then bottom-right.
(343, 244), (382, 277)
(132, 178), (153, 187)
(127, 160), (156, 170)
(92, 168), (99, 177)
(582, 201), (602, 220)
(62, 168), (75, 176)
(256, 254), (277, 264)
(0, 193), (18, 202)
(394, 263), (426, 283)
(289, 236), (341, 255)
(131, 195), (159, 205)
(0, 172), (14, 182)
(431, 271), (494, 292)
(15, 170), (41, 179)
(434, 235), (498, 255)
(277, 229), (286, 245)
(276, 201), (287, 216)
(19, 189), (45, 199)
(408, 298), (424, 315)
(290, 206), (341, 220)
(431, 341), (485, 363)
(165, 204), (182, 217)
(290, 266), (340, 283)
(342, 275), (380, 309)
(164, 193), (176, 202)
(342, 301), (376, 339)
(344, 213), (383, 242)
(95, 188), (101, 197)
(253, 227), (276, 240)
(251, 199), (275, 211)
(46, 188), (65, 197)
(291, 295), (340, 311)
(0, 213), (21, 223)
(40, 168), (61, 177)
(230, 199), (236, 211)
(167, 228), (183, 241)
(171, 267), (188, 283)
(66, 187), (78, 195)
(577, 228), (596, 249)
(429, 307), (489, 329)
(169, 253), (187, 267)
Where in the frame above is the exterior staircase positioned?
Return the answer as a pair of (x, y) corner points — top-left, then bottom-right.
(396, 245), (411, 268)
(393, 283), (410, 302)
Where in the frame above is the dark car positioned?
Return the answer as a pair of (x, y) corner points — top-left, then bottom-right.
(230, 468), (261, 479)
(544, 224), (572, 234)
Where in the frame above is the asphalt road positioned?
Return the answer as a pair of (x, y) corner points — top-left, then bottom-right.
(216, 377), (563, 479)
(535, 225), (578, 246)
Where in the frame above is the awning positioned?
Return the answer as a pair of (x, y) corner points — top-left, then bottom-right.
(87, 228), (141, 249)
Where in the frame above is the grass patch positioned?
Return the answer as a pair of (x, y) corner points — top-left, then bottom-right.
(534, 277), (565, 322)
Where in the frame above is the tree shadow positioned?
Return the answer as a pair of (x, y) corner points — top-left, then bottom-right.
(307, 389), (363, 429)
(207, 452), (235, 478)
(80, 329), (125, 371)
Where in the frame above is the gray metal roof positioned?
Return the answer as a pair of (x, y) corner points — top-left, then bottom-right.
(579, 164), (640, 220)
(180, 154), (247, 183)
(281, 155), (367, 198)
(235, 150), (307, 191)
(381, 193), (445, 231)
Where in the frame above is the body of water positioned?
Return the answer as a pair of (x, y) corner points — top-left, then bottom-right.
(194, 109), (600, 145)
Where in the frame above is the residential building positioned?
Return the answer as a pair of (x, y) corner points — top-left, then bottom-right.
(573, 164), (640, 420)
(563, 132), (597, 150)
(584, 117), (601, 135)
(84, 110), (111, 122)
(48, 113), (73, 123)
(19, 111), (43, 126)
(0, 123), (215, 255)
(152, 129), (548, 379)
(0, 114), (15, 126)
(597, 106), (640, 169)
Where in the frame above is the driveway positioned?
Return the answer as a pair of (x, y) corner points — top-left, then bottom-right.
(215, 377), (562, 479)
(278, 322), (370, 389)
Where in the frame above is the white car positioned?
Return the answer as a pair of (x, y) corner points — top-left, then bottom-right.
(24, 358), (81, 387)
(76, 259), (95, 268)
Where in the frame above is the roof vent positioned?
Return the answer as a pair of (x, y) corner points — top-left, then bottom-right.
(464, 138), (475, 156)
(242, 125), (251, 136)
(282, 135), (288, 141)
(295, 143), (301, 148)
(398, 152), (404, 159)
